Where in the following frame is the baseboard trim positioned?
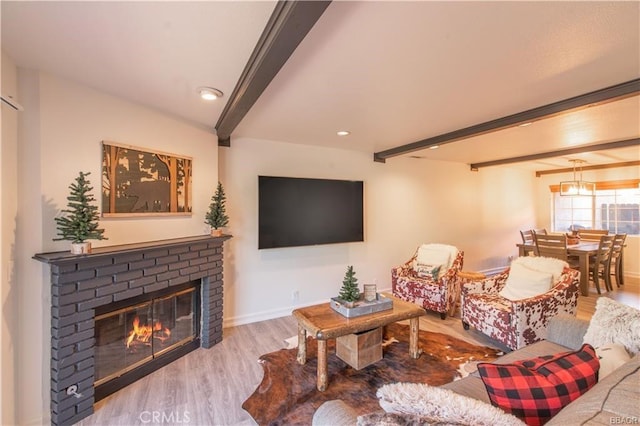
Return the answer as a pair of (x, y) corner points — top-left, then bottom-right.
(223, 306), (293, 328)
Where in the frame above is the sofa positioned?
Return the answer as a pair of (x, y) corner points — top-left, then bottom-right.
(312, 300), (640, 425)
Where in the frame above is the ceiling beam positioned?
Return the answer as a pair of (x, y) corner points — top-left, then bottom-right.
(373, 78), (640, 163)
(468, 138), (640, 170)
(535, 160), (640, 177)
(215, 0), (332, 146)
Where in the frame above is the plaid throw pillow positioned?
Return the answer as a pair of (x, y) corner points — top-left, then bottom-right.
(477, 344), (599, 426)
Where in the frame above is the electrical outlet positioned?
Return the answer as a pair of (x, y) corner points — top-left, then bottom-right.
(292, 290), (300, 302)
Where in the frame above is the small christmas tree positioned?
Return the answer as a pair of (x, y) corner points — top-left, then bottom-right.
(205, 182), (229, 229)
(339, 265), (360, 303)
(54, 171), (107, 243)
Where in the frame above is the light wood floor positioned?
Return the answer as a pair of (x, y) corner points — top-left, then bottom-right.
(76, 276), (639, 426)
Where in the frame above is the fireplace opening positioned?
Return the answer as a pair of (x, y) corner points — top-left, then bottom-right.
(94, 281), (201, 400)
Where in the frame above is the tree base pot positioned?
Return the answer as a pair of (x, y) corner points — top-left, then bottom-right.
(71, 242), (92, 254)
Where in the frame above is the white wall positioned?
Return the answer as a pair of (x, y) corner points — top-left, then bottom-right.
(1, 50), (19, 426)
(219, 137), (537, 325)
(535, 165), (640, 277)
(12, 71), (217, 425)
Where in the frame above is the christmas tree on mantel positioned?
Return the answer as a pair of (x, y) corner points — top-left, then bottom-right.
(54, 171), (107, 254)
(205, 181), (229, 237)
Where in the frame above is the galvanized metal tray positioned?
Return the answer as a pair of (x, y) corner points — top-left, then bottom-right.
(330, 293), (393, 318)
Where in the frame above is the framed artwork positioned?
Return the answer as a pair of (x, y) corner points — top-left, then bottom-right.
(101, 141), (192, 217)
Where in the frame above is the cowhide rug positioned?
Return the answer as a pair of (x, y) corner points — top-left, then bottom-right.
(242, 323), (501, 426)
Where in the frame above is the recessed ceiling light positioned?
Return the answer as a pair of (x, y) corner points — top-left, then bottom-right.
(337, 130), (350, 136)
(198, 87), (223, 101)
(428, 145), (440, 150)
(518, 122), (533, 127)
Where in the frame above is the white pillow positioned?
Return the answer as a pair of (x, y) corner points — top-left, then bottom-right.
(426, 243), (458, 261)
(416, 246), (450, 268)
(377, 382), (525, 426)
(511, 256), (568, 283)
(595, 343), (631, 379)
(413, 244), (458, 279)
(499, 262), (553, 301)
(583, 297), (640, 356)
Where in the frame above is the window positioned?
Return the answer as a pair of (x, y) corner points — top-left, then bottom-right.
(551, 180), (640, 235)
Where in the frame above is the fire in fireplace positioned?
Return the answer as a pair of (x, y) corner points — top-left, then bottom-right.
(94, 282), (200, 399)
(125, 316), (171, 349)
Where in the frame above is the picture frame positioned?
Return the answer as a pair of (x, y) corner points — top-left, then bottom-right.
(101, 141), (192, 217)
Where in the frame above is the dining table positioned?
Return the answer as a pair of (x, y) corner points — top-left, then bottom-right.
(516, 241), (600, 296)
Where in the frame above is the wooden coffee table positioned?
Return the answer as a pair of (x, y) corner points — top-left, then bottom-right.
(292, 293), (426, 391)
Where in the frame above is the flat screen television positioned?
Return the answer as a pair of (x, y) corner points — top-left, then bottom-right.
(258, 176), (364, 249)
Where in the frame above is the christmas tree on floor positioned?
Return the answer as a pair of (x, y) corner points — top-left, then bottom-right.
(339, 265), (360, 303)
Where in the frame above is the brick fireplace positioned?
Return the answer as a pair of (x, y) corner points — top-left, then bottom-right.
(34, 235), (230, 426)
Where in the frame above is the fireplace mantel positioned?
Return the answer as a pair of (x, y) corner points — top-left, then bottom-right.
(34, 234), (231, 264)
(34, 234), (231, 426)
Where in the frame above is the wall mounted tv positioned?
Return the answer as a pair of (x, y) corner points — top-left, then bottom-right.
(258, 176), (364, 249)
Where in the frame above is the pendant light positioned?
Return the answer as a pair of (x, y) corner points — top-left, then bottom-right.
(560, 159), (595, 196)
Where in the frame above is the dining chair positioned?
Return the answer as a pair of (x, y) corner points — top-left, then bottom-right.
(520, 229), (534, 244)
(578, 229), (609, 241)
(533, 228), (548, 235)
(609, 234), (627, 288)
(519, 229), (536, 256)
(533, 233), (579, 268)
(589, 235), (615, 294)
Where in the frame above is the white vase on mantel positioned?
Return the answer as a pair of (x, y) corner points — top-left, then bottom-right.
(70, 242), (92, 254)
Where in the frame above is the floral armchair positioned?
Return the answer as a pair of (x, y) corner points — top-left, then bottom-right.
(391, 244), (464, 319)
(460, 258), (580, 350)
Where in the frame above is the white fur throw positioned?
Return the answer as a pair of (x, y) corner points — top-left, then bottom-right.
(376, 382), (525, 426)
(510, 256), (568, 283)
(500, 262), (553, 301)
(583, 297), (640, 356)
